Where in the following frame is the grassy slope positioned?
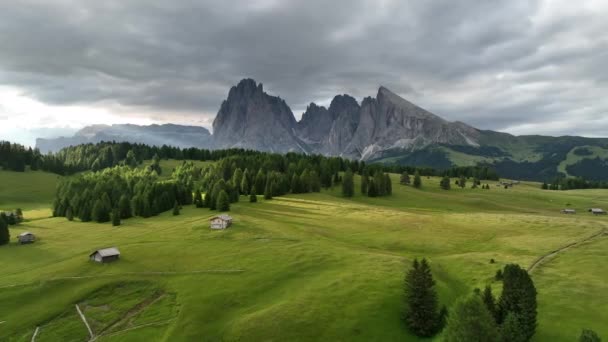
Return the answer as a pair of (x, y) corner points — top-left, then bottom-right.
(0, 170), (607, 341)
(557, 145), (608, 176)
(0, 170), (59, 219)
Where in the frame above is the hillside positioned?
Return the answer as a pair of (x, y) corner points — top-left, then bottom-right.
(0, 169), (607, 341)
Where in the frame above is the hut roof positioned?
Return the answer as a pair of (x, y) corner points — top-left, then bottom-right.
(590, 208), (606, 212)
(90, 247), (120, 258)
(18, 232), (34, 237)
(210, 214), (233, 221)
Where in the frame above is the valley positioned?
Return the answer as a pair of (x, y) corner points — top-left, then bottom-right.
(0, 164), (607, 341)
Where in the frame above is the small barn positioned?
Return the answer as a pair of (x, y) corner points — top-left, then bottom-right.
(590, 208), (607, 215)
(210, 214), (233, 230)
(561, 209), (576, 214)
(89, 247), (121, 263)
(17, 232), (35, 244)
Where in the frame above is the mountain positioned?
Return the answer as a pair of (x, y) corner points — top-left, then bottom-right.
(212, 79), (308, 153)
(34, 78), (608, 181)
(36, 124), (212, 153)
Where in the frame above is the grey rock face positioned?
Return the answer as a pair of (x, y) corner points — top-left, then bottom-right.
(343, 86), (479, 159)
(296, 103), (332, 144)
(36, 124), (212, 153)
(212, 79), (307, 153)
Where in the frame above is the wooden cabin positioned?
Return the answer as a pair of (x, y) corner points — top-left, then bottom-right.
(89, 247), (121, 263)
(210, 214), (233, 230)
(17, 232), (35, 244)
(561, 209), (576, 214)
(590, 208), (607, 215)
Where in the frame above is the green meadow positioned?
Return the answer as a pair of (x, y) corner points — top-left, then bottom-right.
(0, 166), (607, 341)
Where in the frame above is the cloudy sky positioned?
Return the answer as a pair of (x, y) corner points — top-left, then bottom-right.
(1, 0), (607, 146)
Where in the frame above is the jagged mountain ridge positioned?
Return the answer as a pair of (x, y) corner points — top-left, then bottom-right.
(213, 79), (478, 159)
(35, 78), (608, 181)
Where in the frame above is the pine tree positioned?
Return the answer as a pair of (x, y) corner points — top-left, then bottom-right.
(400, 172), (411, 185)
(367, 179), (378, 197)
(249, 193), (257, 203)
(443, 295), (499, 342)
(264, 179), (273, 200)
(80, 202), (92, 222)
(579, 329), (601, 342)
(0, 215), (9, 246)
(541, 182), (548, 190)
(66, 206), (74, 221)
(118, 195), (132, 219)
(217, 190), (230, 211)
(15, 208), (23, 222)
(241, 169), (251, 195)
(459, 175), (466, 188)
(500, 313), (527, 342)
(384, 173), (392, 195)
(440, 176), (451, 190)
(291, 174), (300, 194)
(403, 258), (441, 337)
(194, 189), (203, 208)
(361, 172), (369, 194)
(92, 199), (110, 223)
(173, 200), (180, 216)
(142, 198), (152, 218)
(342, 169), (354, 197)
(482, 285), (497, 322)
(112, 208), (121, 226)
(254, 170), (266, 195)
(413, 171), (422, 188)
(497, 264), (537, 341)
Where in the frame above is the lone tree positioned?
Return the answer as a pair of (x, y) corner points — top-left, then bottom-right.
(400, 172), (411, 185)
(403, 258), (441, 337)
(413, 170), (422, 188)
(264, 179), (273, 200)
(249, 193), (257, 203)
(367, 179), (378, 197)
(497, 264), (537, 341)
(443, 295), (498, 342)
(459, 175), (466, 188)
(440, 176), (451, 190)
(579, 329), (601, 342)
(112, 208), (121, 226)
(217, 190), (230, 211)
(172, 201), (180, 216)
(342, 169), (354, 197)
(0, 215), (9, 246)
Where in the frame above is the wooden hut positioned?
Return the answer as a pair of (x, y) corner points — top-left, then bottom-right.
(590, 208), (607, 215)
(17, 232), (35, 244)
(561, 209), (576, 214)
(89, 247), (121, 263)
(210, 214), (233, 230)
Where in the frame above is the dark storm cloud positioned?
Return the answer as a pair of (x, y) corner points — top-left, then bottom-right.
(0, 0), (607, 136)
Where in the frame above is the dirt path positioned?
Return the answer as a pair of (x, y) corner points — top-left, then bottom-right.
(30, 327), (39, 342)
(528, 228), (606, 274)
(75, 304), (94, 339)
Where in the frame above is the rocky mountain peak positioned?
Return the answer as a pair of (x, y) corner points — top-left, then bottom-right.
(212, 78), (305, 153)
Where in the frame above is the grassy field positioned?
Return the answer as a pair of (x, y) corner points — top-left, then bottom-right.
(0, 167), (607, 341)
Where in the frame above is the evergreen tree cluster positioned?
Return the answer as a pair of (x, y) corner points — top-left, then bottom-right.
(360, 171), (392, 197)
(0, 141), (43, 172)
(52, 165), (193, 223)
(440, 176), (451, 190)
(446, 264), (537, 342)
(541, 176), (608, 191)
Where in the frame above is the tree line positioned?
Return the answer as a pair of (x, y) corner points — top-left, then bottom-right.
(542, 176), (608, 191)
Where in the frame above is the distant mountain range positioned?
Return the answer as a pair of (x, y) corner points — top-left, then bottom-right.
(36, 78), (608, 181)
